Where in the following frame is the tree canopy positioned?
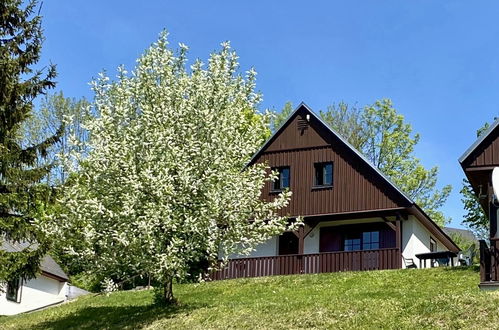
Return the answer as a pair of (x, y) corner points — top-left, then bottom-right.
(45, 33), (293, 303)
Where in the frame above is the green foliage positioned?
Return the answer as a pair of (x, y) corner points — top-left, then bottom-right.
(2, 267), (495, 329)
(69, 272), (104, 293)
(461, 179), (488, 239)
(0, 0), (60, 283)
(448, 231), (478, 263)
(319, 102), (367, 150)
(19, 92), (90, 185)
(460, 121), (493, 238)
(359, 100), (451, 226)
(270, 101), (293, 132)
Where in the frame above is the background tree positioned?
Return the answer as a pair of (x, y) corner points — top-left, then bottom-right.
(461, 122), (492, 239)
(273, 100), (451, 226)
(0, 0), (61, 283)
(270, 101), (293, 132)
(19, 92), (90, 185)
(46, 33), (294, 303)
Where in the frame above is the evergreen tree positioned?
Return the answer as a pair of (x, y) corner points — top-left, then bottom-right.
(0, 0), (61, 283)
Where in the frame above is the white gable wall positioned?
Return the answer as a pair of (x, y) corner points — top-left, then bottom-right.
(0, 274), (67, 316)
(401, 215), (447, 268)
(226, 236), (278, 259)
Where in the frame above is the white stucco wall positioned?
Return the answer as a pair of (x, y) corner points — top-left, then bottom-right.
(0, 274), (67, 316)
(227, 236), (278, 259)
(401, 215), (448, 269)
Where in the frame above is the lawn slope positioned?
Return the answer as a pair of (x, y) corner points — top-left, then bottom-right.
(1, 267), (499, 329)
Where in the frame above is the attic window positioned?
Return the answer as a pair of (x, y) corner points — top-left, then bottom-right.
(297, 117), (309, 134)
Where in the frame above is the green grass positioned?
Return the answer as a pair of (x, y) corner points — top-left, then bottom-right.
(2, 267), (499, 329)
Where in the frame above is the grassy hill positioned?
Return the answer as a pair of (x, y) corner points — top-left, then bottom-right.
(2, 267), (499, 329)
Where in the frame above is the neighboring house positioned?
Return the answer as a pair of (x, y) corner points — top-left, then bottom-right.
(459, 117), (499, 289)
(443, 227), (477, 243)
(0, 241), (69, 315)
(212, 103), (459, 280)
(443, 227), (478, 266)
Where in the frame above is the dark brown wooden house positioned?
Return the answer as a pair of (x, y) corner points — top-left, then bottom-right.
(459, 118), (499, 289)
(212, 103), (459, 280)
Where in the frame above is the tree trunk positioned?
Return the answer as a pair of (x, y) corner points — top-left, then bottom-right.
(163, 277), (175, 304)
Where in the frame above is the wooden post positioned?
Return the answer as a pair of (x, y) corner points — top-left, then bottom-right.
(298, 226), (305, 255)
(489, 196), (498, 281)
(395, 215), (402, 269)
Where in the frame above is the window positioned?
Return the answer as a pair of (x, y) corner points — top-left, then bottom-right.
(344, 235), (361, 251)
(344, 231), (380, 251)
(272, 167), (290, 191)
(362, 231), (380, 250)
(6, 278), (21, 303)
(430, 237), (436, 252)
(278, 232), (299, 255)
(314, 162), (333, 187)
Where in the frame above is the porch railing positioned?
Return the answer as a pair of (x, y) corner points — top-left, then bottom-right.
(210, 248), (400, 281)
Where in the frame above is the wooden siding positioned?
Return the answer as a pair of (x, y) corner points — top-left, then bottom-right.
(253, 107), (409, 217)
(265, 112), (330, 152)
(258, 146), (407, 217)
(210, 248), (399, 281)
(464, 127), (499, 168)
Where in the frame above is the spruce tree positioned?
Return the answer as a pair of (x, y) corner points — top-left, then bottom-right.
(0, 0), (61, 283)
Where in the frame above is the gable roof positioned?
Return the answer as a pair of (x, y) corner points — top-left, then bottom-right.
(459, 117), (499, 165)
(2, 241), (69, 282)
(250, 103), (414, 204)
(249, 103), (460, 252)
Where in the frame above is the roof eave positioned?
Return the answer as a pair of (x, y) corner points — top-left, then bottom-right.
(459, 117), (499, 165)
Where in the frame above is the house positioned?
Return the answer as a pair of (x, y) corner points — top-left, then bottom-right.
(0, 241), (69, 315)
(459, 117), (499, 289)
(443, 227), (478, 266)
(211, 103), (459, 280)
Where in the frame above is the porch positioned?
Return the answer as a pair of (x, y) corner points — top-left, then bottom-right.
(210, 248), (400, 280)
(479, 239), (499, 289)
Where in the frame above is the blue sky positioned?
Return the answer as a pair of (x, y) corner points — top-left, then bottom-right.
(38, 1), (499, 228)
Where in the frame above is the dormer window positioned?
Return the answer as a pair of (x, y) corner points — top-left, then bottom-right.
(272, 167), (290, 191)
(314, 162), (333, 187)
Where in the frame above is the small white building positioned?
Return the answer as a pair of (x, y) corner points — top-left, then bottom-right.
(1, 242), (69, 316)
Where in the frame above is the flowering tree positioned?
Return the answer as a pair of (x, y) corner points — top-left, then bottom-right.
(46, 32), (293, 303)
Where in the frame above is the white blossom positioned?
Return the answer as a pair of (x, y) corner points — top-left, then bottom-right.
(44, 32), (294, 289)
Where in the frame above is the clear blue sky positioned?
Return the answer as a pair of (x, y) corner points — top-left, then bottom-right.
(38, 1), (499, 228)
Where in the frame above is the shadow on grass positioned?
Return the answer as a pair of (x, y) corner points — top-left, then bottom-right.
(31, 301), (200, 330)
(442, 265), (480, 273)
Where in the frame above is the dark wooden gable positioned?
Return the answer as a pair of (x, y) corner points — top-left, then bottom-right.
(461, 122), (499, 169)
(460, 120), (499, 216)
(250, 104), (412, 217)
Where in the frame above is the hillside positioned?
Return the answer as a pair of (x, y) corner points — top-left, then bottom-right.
(1, 267), (499, 329)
